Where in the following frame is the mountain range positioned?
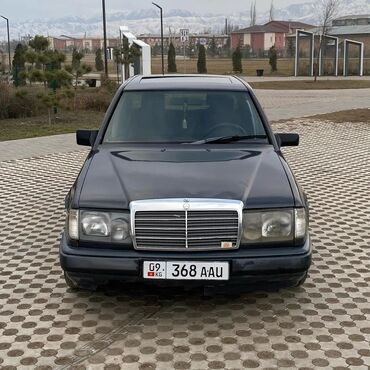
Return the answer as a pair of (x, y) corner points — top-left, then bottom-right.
(7, 0), (370, 39)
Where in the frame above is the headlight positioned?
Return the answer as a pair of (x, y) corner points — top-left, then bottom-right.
(242, 208), (307, 245)
(67, 209), (130, 243)
(81, 212), (110, 237)
(111, 218), (130, 241)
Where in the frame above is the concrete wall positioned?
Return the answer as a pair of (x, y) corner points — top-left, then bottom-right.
(251, 33), (264, 52)
(231, 33), (243, 49)
(243, 33), (251, 46)
(264, 33), (275, 50)
(275, 33), (285, 50)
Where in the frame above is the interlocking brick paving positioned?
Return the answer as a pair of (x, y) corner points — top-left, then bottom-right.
(0, 120), (369, 370)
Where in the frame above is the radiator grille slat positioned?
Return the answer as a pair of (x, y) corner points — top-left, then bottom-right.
(134, 208), (240, 251)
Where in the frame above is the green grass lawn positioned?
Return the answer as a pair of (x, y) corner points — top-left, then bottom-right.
(0, 110), (104, 142)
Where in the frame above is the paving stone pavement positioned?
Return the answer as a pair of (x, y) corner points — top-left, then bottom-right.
(0, 119), (370, 369)
(255, 89), (370, 122)
(0, 134), (80, 162)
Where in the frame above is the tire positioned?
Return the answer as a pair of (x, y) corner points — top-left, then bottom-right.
(295, 272), (308, 287)
(63, 271), (99, 291)
(64, 271), (79, 290)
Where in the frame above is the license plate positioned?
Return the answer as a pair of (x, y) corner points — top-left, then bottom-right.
(143, 261), (229, 281)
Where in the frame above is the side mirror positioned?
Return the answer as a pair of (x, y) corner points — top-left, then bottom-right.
(76, 130), (99, 146)
(275, 133), (300, 148)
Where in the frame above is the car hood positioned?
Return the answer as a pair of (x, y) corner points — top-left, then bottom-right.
(78, 146), (294, 209)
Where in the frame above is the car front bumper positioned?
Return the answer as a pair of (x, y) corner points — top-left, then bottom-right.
(59, 233), (312, 287)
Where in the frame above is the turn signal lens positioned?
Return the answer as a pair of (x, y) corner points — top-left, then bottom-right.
(68, 209), (79, 240)
(295, 208), (307, 240)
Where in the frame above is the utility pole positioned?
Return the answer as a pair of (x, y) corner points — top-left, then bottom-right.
(152, 3), (164, 75)
(102, 0), (108, 77)
(1, 15), (11, 79)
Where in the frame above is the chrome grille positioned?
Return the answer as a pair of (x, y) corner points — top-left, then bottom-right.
(130, 199), (243, 251)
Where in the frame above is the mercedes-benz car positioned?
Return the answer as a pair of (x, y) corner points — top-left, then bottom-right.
(60, 75), (311, 291)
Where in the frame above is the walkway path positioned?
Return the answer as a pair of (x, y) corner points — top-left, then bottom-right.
(1, 88), (370, 161)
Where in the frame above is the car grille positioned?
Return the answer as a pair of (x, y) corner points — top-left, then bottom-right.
(131, 199), (242, 251)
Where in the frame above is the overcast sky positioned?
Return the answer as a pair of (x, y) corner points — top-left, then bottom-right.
(2, 0), (310, 20)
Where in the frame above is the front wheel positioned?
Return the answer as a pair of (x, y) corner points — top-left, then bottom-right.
(64, 271), (79, 290)
(295, 272), (308, 287)
(63, 271), (99, 291)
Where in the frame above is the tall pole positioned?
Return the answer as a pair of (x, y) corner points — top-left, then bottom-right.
(102, 0), (108, 77)
(152, 3), (164, 75)
(160, 7), (164, 75)
(1, 16), (11, 78)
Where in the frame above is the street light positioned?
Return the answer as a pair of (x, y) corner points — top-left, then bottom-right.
(102, 0), (108, 77)
(0, 15), (11, 78)
(152, 2), (164, 75)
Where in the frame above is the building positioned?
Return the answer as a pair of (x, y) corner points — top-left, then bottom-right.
(314, 15), (370, 57)
(289, 15), (370, 59)
(138, 34), (229, 50)
(231, 20), (314, 52)
(332, 14), (370, 27)
(47, 34), (229, 55)
(47, 36), (119, 52)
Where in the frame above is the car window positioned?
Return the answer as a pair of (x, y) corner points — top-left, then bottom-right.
(103, 90), (267, 143)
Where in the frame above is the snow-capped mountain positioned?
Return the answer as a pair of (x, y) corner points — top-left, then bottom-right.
(8, 0), (370, 39)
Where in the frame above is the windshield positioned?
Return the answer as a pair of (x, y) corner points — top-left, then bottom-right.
(103, 90), (267, 143)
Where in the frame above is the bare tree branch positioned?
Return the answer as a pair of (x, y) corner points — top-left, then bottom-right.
(314, 0), (341, 81)
(250, 1), (257, 26)
(269, 0), (275, 22)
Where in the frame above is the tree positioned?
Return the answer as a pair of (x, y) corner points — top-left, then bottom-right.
(31, 87), (73, 123)
(232, 46), (243, 73)
(269, 45), (278, 72)
(71, 48), (84, 70)
(314, 0), (340, 81)
(0, 51), (5, 76)
(112, 39), (141, 81)
(95, 48), (104, 71)
(250, 1), (257, 26)
(24, 37), (69, 89)
(65, 51), (91, 89)
(208, 37), (218, 57)
(286, 38), (295, 58)
(12, 43), (28, 86)
(152, 43), (161, 57)
(29, 35), (49, 53)
(269, 0), (275, 22)
(167, 42), (177, 73)
(113, 38), (141, 80)
(197, 45), (207, 74)
(24, 35), (72, 122)
(242, 45), (252, 59)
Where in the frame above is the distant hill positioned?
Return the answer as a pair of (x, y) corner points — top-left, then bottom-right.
(8, 0), (370, 39)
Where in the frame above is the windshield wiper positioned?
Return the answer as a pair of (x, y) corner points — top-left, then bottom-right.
(189, 135), (268, 145)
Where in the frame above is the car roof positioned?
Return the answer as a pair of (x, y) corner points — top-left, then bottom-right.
(124, 75), (249, 91)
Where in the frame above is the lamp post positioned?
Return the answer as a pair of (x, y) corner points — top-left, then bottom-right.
(152, 2), (164, 75)
(102, 0), (108, 77)
(0, 15), (11, 78)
